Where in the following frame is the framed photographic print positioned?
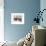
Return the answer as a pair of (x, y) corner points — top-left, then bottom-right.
(11, 13), (24, 24)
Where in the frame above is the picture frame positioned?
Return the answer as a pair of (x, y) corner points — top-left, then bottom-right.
(11, 13), (24, 24)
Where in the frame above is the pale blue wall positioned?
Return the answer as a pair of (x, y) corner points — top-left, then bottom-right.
(40, 0), (46, 27)
(4, 0), (40, 42)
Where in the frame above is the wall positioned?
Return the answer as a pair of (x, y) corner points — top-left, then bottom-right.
(40, 0), (46, 27)
(4, 0), (40, 42)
